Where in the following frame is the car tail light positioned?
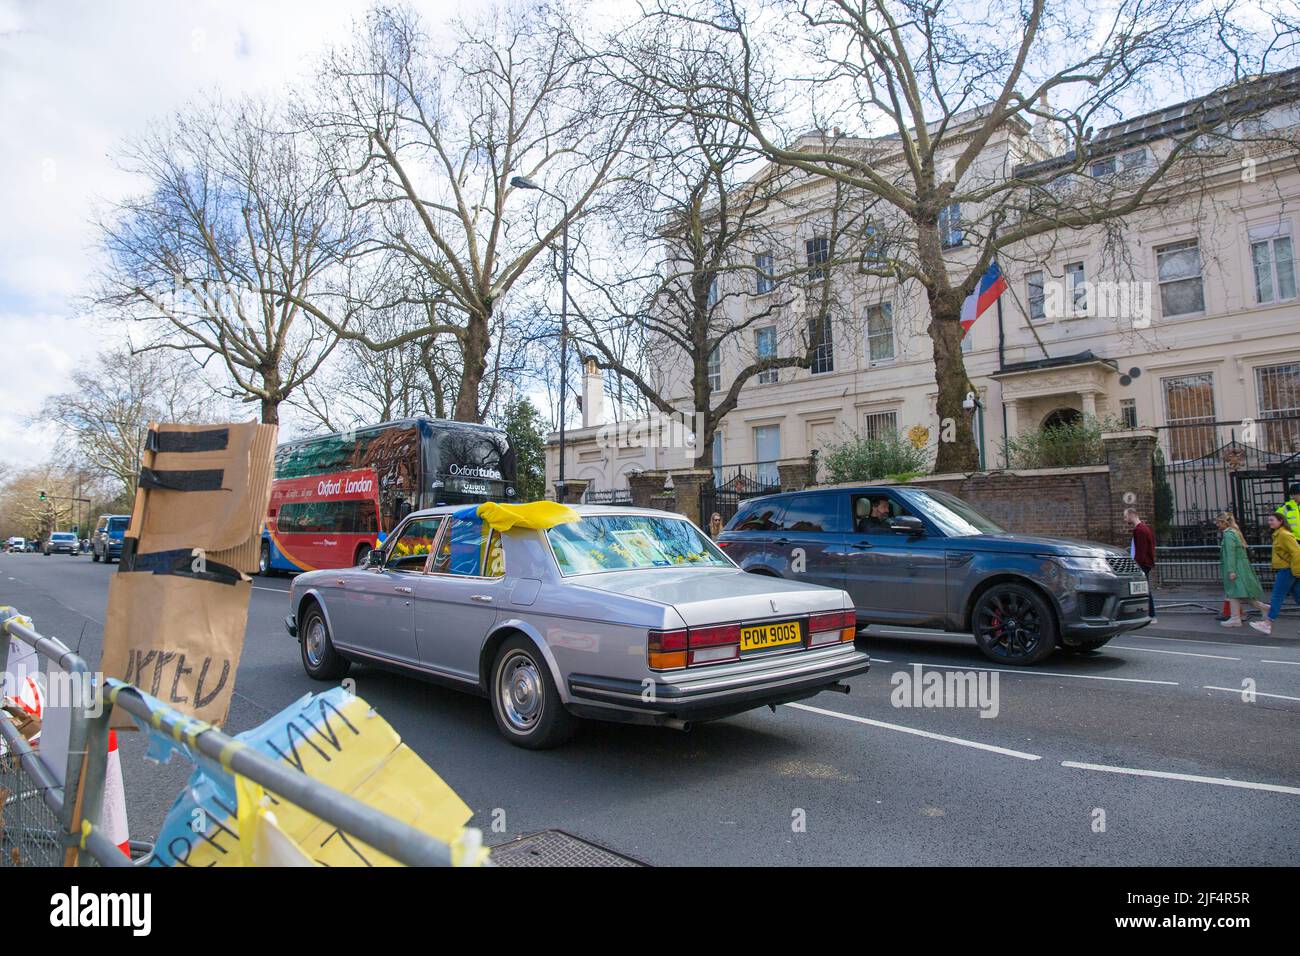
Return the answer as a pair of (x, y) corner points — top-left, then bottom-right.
(715, 540), (730, 550)
(809, 610), (857, 646)
(649, 624), (744, 669)
(648, 628), (688, 670)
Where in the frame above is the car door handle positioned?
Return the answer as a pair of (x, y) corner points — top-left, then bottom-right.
(393, 586), (413, 594)
(850, 541), (872, 550)
(773, 537), (789, 546)
(469, 594), (494, 603)
(335, 579), (348, 587)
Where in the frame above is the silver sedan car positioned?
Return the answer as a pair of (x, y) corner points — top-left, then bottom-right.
(286, 505), (870, 748)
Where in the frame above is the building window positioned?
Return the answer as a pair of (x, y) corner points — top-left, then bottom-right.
(1066, 261), (1088, 316)
(866, 303), (895, 364)
(755, 253), (775, 294)
(1255, 362), (1300, 453)
(1156, 240), (1205, 316)
(939, 203), (962, 248)
(1250, 224), (1296, 304)
(806, 236), (830, 281)
(755, 326), (778, 384)
(864, 224), (885, 261)
(1120, 398), (1138, 429)
(1089, 156), (1116, 178)
(1123, 148), (1148, 171)
(754, 424), (781, 485)
(808, 315), (834, 374)
(1162, 372), (1217, 462)
(707, 346), (720, 393)
(706, 276), (719, 309)
(863, 410), (898, 442)
(1027, 270), (1045, 321)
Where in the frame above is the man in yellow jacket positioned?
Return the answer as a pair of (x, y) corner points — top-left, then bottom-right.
(1277, 483), (1300, 536)
(1251, 511), (1300, 635)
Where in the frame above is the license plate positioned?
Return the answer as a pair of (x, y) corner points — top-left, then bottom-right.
(1129, 579), (1149, 595)
(740, 620), (802, 652)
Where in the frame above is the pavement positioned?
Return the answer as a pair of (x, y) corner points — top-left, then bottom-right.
(3, 551), (1297, 866)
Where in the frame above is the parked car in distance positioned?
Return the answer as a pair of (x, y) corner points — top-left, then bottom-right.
(91, 514), (130, 563)
(5, 536), (26, 553)
(718, 486), (1151, 666)
(286, 505), (869, 748)
(44, 532), (79, 555)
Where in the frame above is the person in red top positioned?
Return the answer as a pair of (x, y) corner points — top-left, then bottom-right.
(1125, 507), (1157, 623)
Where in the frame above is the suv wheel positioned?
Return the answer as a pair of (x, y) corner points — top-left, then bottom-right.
(971, 583), (1057, 666)
(91, 545), (101, 563)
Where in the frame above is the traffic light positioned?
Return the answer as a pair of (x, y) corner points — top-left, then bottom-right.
(38, 490), (46, 501)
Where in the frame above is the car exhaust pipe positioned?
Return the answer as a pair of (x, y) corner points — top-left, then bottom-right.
(662, 718), (692, 732)
(824, 682), (852, 695)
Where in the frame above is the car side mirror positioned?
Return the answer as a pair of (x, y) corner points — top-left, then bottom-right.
(889, 516), (925, 536)
(365, 548), (385, 568)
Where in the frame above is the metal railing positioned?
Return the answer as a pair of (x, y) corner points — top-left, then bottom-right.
(1, 608), (469, 867)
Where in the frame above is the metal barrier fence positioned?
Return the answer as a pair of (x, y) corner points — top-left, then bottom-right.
(1, 607), (467, 867)
(1155, 544), (1278, 586)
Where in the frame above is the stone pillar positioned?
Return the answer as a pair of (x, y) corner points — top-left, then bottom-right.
(1081, 392), (1097, 418)
(667, 469), (713, 525)
(1102, 429), (1158, 550)
(777, 460), (813, 492)
(627, 470), (667, 508)
(558, 479), (588, 504)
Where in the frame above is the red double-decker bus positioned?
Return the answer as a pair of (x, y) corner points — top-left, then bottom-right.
(263, 468), (382, 573)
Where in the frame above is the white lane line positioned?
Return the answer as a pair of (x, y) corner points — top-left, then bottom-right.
(1109, 645), (1239, 661)
(1262, 659), (1300, 666)
(1061, 760), (1300, 796)
(1137, 635), (1279, 651)
(252, 586), (289, 593)
(786, 701), (1042, 761)
(1203, 685), (1300, 702)
(905, 660), (1178, 686)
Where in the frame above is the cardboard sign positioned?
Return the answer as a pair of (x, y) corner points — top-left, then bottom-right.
(144, 688), (474, 867)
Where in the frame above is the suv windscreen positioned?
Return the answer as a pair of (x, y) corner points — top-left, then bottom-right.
(776, 493), (846, 533)
(903, 490), (1005, 536)
(107, 517), (129, 533)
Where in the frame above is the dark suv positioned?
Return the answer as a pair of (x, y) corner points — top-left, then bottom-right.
(717, 486), (1151, 665)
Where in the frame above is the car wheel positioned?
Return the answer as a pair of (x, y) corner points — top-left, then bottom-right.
(299, 603), (350, 681)
(91, 548), (100, 563)
(1064, 637), (1113, 653)
(353, 543), (370, 567)
(259, 542), (272, 577)
(490, 637), (577, 750)
(971, 583), (1057, 666)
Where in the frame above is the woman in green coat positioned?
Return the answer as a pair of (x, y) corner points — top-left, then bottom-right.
(1217, 512), (1268, 626)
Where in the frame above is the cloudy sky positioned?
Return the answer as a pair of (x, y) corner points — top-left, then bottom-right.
(0, 0), (475, 461)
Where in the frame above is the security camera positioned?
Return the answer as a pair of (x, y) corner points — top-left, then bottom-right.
(962, 391), (978, 410)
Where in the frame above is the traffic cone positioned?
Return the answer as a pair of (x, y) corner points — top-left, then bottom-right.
(101, 730), (131, 858)
(1221, 599), (1232, 620)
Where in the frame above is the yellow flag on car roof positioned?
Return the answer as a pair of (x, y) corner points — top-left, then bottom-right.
(469, 501), (581, 533)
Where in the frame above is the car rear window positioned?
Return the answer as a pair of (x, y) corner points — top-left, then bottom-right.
(727, 500), (783, 531)
(546, 515), (731, 575)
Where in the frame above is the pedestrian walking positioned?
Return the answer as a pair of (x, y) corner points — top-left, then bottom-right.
(1250, 512), (1300, 635)
(1215, 512), (1269, 626)
(1277, 482), (1300, 535)
(1124, 507), (1157, 623)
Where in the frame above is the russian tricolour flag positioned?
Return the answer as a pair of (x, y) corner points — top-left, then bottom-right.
(960, 262), (1008, 337)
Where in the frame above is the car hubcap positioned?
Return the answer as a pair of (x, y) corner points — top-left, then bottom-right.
(304, 617), (325, 667)
(977, 592), (1041, 658)
(499, 652), (543, 732)
(260, 548), (269, 574)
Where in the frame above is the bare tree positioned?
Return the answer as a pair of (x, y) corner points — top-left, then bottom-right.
(95, 95), (357, 424)
(294, 3), (642, 424)
(648, 0), (1296, 472)
(39, 347), (221, 501)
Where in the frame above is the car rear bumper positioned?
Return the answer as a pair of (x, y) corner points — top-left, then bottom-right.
(567, 644), (871, 722)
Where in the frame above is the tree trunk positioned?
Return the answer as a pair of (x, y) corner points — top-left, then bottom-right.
(454, 311), (489, 423)
(260, 395), (280, 425)
(928, 301), (981, 474)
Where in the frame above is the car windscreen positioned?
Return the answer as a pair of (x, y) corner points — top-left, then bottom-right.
(52, 533), (76, 541)
(546, 515), (732, 575)
(108, 517), (129, 532)
(902, 490), (1005, 536)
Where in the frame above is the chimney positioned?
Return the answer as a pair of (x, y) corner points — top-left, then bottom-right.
(581, 357), (605, 428)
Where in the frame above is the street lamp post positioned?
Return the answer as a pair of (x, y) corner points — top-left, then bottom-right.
(511, 175), (570, 502)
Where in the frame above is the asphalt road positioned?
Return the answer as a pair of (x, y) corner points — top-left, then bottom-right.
(4, 550), (1297, 866)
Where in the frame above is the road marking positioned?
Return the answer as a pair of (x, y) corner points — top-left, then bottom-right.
(252, 586), (289, 593)
(786, 702), (1042, 761)
(1061, 760), (1300, 796)
(1109, 645), (1239, 661)
(905, 661), (1178, 686)
(1137, 635), (1279, 651)
(1203, 685), (1300, 702)
(1261, 659), (1300, 666)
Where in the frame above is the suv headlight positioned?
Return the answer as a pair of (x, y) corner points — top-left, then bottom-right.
(1054, 555), (1112, 574)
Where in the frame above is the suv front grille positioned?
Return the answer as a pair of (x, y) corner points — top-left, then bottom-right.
(1107, 555), (1141, 575)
